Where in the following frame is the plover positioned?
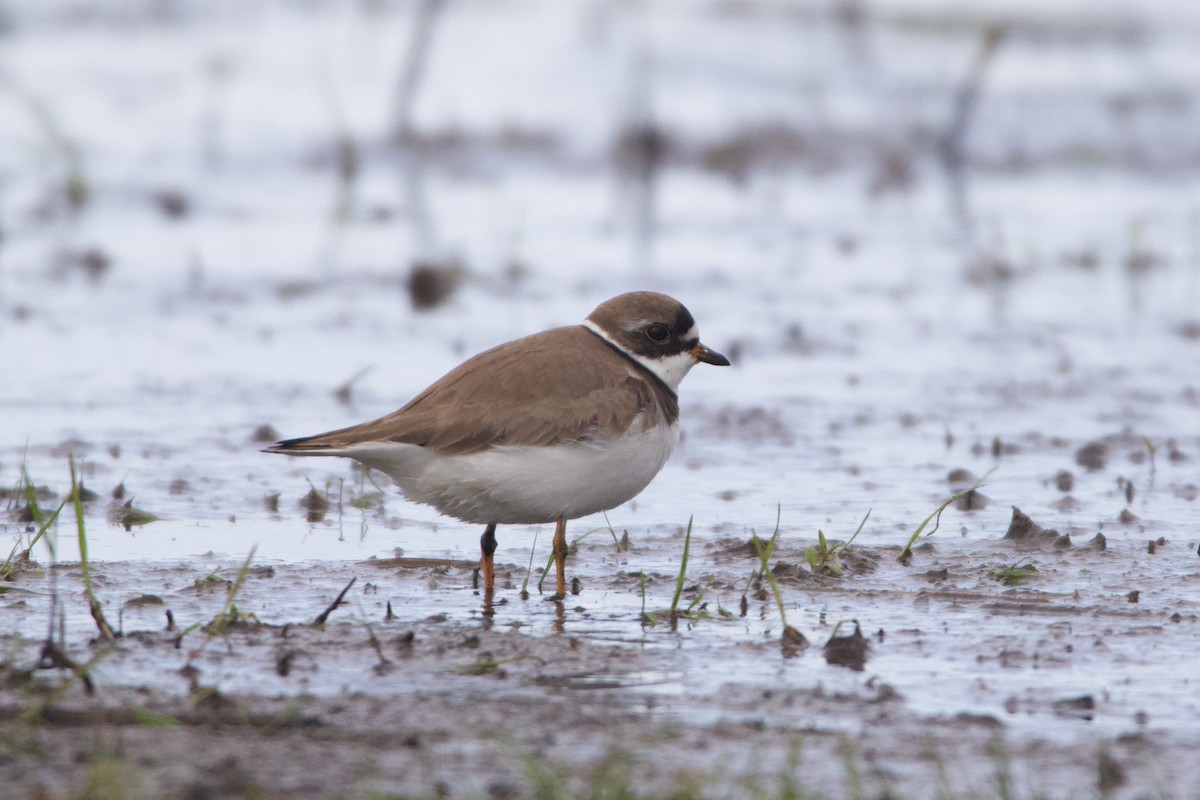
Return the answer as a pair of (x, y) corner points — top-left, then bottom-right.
(266, 291), (729, 598)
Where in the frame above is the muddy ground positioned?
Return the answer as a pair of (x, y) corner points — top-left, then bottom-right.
(5, 0), (1200, 797)
(4, 518), (1199, 799)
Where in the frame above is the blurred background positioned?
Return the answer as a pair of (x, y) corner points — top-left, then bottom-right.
(6, 7), (1200, 793)
(2, 0), (1198, 561)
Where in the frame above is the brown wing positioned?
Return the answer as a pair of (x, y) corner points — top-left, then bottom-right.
(268, 326), (678, 456)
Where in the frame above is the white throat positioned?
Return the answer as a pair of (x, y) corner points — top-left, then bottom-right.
(583, 320), (697, 393)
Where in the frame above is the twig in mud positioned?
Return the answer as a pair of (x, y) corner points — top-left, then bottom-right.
(71, 456), (115, 640)
(313, 577), (357, 626)
(18, 593), (113, 720)
(34, 640), (95, 695)
(19, 642), (115, 723)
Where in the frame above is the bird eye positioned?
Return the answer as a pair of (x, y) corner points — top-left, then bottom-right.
(646, 324), (670, 342)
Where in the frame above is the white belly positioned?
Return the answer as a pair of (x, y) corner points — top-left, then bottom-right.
(342, 423), (679, 524)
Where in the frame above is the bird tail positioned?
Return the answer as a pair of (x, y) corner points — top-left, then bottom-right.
(262, 433), (345, 456)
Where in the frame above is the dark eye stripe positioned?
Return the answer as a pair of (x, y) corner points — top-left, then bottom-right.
(646, 324), (670, 342)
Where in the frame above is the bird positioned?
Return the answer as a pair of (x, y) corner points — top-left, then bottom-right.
(265, 291), (730, 599)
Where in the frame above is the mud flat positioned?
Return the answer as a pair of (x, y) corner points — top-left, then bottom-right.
(4, 0), (1200, 797)
(4, 517), (1199, 799)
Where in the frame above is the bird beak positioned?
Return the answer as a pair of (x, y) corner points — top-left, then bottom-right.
(690, 342), (731, 366)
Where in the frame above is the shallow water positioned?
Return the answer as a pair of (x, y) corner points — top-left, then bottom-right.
(3, 1), (1200, 796)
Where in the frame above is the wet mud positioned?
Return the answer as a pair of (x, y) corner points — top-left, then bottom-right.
(4, 521), (1200, 798)
(4, 0), (1200, 797)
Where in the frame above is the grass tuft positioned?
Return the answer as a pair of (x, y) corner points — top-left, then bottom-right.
(456, 658), (503, 676)
(107, 498), (159, 531)
(1, 467), (68, 580)
(991, 560), (1038, 586)
(181, 547), (258, 666)
(804, 510), (871, 577)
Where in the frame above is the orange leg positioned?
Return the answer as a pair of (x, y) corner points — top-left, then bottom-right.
(551, 516), (568, 599)
(480, 523), (497, 595)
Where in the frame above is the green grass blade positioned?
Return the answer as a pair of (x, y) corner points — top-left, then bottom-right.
(900, 469), (994, 562)
(845, 508), (871, 548)
(71, 456), (114, 640)
(668, 516), (693, 615)
(520, 531), (538, 599)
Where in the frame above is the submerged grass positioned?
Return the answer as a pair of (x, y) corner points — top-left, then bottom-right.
(456, 658), (504, 676)
(107, 498), (159, 531)
(992, 560), (1039, 586)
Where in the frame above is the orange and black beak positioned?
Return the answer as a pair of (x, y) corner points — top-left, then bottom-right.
(690, 342), (731, 366)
